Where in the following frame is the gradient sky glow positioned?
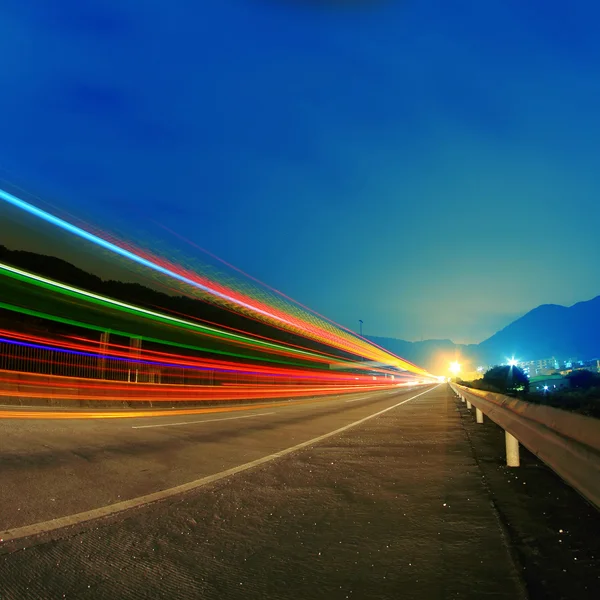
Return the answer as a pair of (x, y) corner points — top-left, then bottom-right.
(1, 0), (599, 344)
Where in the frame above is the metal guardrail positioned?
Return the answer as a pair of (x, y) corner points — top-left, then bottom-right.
(450, 383), (600, 510)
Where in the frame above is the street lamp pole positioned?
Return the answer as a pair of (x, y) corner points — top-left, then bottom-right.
(359, 319), (363, 337)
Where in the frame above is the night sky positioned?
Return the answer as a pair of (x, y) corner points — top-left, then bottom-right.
(1, 1), (599, 344)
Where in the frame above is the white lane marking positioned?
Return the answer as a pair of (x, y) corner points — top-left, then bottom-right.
(346, 388), (414, 402)
(131, 412), (276, 430)
(345, 396), (371, 403)
(0, 385), (439, 544)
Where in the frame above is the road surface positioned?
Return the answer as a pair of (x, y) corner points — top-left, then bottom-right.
(2, 384), (598, 599)
(0, 384), (533, 599)
(0, 386), (422, 532)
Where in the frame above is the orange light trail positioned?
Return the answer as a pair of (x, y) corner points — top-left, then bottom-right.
(0, 391), (397, 420)
(0, 188), (436, 417)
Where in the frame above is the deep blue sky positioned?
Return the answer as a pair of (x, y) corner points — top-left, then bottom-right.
(1, 0), (599, 344)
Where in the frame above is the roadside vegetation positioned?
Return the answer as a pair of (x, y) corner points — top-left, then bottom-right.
(457, 367), (600, 419)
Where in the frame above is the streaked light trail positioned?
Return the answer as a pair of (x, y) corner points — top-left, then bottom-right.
(0, 187), (436, 415)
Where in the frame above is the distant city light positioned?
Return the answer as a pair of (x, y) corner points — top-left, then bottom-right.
(543, 385), (549, 391)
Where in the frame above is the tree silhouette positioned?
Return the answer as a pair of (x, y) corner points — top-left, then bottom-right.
(483, 365), (529, 394)
(566, 369), (600, 389)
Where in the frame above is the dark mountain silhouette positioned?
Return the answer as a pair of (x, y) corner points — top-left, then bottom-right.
(0, 244), (354, 362)
(367, 337), (464, 374)
(370, 295), (600, 372)
(475, 296), (600, 364)
(0, 246), (105, 291)
(2, 244), (598, 373)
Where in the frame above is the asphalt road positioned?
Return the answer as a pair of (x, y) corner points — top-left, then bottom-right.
(4, 384), (597, 599)
(0, 384), (533, 600)
(0, 385), (423, 533)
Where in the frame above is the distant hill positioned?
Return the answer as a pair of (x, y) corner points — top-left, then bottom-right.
(2, 244), (599, 373)
(367, 337), (467, 374)
(0, 246), (104, 290)
(370, 295), (600, 372)
(475, 296), (600, 364)
(0, 244), (351, 361)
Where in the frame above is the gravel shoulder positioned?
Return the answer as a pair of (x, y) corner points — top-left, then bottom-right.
(454, 394), (600, 600)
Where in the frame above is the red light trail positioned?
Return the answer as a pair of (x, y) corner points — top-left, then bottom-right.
(0, 188), (435, 415)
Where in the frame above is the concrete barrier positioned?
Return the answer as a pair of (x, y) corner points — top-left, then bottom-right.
(450, 383), (600, 510)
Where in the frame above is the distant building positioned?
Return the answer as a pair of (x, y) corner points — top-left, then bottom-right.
(558, 358), (600, 375)
(507, 354), (600, 380)
(517, 357), (559, 377)
(484, 356), (599, 379)
(578, 359), (600, 373)
(529, 374), (570, 392)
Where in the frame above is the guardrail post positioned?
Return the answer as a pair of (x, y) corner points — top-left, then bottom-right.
(476, 407), (484, 423)
(505, 431), (520, 467)
(466, 400), (472, 410)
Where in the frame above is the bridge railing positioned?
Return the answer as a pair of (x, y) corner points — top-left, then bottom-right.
(450, 383), (600, 510)
(0, 338), (191, 384)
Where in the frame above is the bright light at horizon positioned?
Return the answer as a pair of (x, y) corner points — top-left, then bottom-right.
(449, 361), (461, 375)
(507, 357), (519, 367)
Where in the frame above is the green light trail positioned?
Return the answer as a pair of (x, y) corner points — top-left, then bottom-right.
(0, 262), (358, 369)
